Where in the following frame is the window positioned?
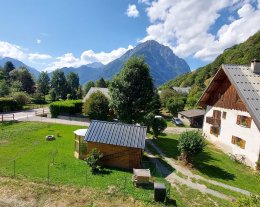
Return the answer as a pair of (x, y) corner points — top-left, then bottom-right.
(222, 112), (227, 119)
(231, 136), (246, 149)
(236, 115), (251, 128)
(210, 126), (220, 136)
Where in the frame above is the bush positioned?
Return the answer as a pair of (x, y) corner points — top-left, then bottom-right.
(85, 148), (103, 173)
(0, 98), (20, 112)
(233, 194), (260, 207)
(12, 92), (31, 107)
(83, 91), (109, 121)
(178, 131), (206, 164)
(49, 100), (83, 118)
(152, 117), (167, 138)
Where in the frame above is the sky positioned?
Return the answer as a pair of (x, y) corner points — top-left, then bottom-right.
(0, 0), (260, 72)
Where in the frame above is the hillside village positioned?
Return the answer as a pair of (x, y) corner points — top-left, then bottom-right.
(1, 1), (260, 204)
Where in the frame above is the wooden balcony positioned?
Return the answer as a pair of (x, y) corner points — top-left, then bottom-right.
(206, 117), (221, 126)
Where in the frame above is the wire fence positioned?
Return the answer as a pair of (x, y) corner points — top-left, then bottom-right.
(0, 154), (172, 202)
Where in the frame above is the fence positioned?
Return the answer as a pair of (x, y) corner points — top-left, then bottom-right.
(0, 114), (15, 122)
(0, 153), (172, 203)
(34, 108), (49, 116)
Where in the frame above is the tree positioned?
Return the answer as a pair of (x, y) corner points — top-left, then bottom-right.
(18, 67), (35, 94)
(160, 88), (178, 107)
(85, 148), (103, 173)
(83, 81), (95, 96)
(166, 97), (185, 115)
(95, 77), (107, 88)
(51, 70), (67, 100)
(37, 72), (50, 100)
(11, 80), (23, 92)
(12, 91), (30, 107)
(66, 72), (80, 99)
(178, 131), (206, 164)
(109, 56), (159, 124)
(83, 91), (109, 120)
(76, 86), (83, 99)
(0, 80), (10, 96)
(151, 117), (167, 138)
(3, 61), (15, 79)
(0, 69), (5, 81)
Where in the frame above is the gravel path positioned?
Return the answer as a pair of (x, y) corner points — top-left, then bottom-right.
(145, 139), (251, 200)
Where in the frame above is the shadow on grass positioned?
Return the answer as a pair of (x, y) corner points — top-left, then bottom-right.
(0, 121), (18, 126)
(93, 168), (112, 175)
(153, 138), (180, 160)
(192, 151), (235, 181)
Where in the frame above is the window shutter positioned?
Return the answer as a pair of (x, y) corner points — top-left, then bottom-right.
(246, 117), (251, 128)
(210, 127), (213, 134)
(231, 136), (235, 144)
(240, 140), (246, 149)
(236, 115), (241, 125)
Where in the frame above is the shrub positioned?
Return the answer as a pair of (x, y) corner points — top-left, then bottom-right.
(12, 92), (31, 107)
(152, 117), (167, 138)
(85, 148), (103, 173)
(178, 130), (206, 164)
(233, 194), (260, 207)
(83, 91), (109, 121)
(0, 98), (20, 112)
(49, 100), (83, 118)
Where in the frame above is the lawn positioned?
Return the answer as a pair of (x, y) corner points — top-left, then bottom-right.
(153, 133), (260, 194)
(0, 121), (176, 206)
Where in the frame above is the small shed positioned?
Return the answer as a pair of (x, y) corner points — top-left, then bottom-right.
(178, 109), (205, 128)
(84, 120), (147, 169)
(74, 129), (88, 159)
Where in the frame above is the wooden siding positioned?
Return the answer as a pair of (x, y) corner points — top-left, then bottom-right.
(206, 73), (248, 111)
(87, 142), (142, 169)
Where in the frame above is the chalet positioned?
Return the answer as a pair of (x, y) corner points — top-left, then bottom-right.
(178, 109), (205, 127)
(79, 120), (146, 169)
(198, 59), (260, 168)
(83, 87), (110, 102)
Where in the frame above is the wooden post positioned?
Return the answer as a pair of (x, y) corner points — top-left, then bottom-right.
(1, 114), (3, 122)
(13, 160), (16, 177)
(47, 164), (50, 184)
(13, 114), (14, 120)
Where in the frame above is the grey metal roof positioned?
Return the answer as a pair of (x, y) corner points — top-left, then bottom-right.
(83, 87), (110, 102)
(178, 109), (205, 118)
(84, 120), (147, 149)
(172, 87), (191, 94)
(222, 64), (260, 130)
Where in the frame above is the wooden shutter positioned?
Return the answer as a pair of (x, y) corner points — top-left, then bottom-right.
(245, 117), (251, 128)
(240, 139), (246, 149)
(236, 115), (241, 125)
(210, 126), (213, 134)
(231, 136), (236, 144)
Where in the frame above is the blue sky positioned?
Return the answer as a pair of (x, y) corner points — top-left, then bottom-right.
(0, 0), (259, 71)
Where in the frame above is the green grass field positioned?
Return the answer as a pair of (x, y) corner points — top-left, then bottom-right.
(0, 121), (179, 206)
(153, 133), (260, 194)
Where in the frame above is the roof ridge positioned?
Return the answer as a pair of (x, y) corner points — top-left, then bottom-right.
(91, 120), (147, 128)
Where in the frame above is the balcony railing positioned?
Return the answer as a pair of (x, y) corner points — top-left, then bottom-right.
(206, 117), (221, 126)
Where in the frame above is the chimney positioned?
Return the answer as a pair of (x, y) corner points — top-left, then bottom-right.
(251, 59), (260, 73)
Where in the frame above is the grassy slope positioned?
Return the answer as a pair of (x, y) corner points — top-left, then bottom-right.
(0, 122), (163, 205)
(153, 133), (260, 194)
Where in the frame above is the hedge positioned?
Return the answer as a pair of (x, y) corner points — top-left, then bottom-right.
(0, 98), (21, 112)
(49, 100), (83, 118)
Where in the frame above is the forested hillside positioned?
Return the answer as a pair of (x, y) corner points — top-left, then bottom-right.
(160, 32), (260, 108)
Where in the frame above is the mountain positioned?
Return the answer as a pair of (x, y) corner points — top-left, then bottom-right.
(56, 40), (190, 86)
(0, 57), (40, 78)
(51, 65), (104, 84)
(86, 62), (104, 68)
(160, 31), (260, 108)
(101, 40), (190, 86)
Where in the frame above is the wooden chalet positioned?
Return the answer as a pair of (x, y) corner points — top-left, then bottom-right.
(83, 120), (147, 169)
(198, 60), (260, 168)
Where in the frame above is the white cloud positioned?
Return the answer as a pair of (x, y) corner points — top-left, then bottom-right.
(36, 39), (41, 44)
(28, 53), (52, 61)
(126, 4), (139, 18)
(138, 0), (151, 5)
(0, 41), (26, 60)
(141, 0), (260, 61)
(44, 45), (133, 72)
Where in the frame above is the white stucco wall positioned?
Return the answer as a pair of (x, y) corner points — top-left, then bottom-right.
(203, 105), (260, 168)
